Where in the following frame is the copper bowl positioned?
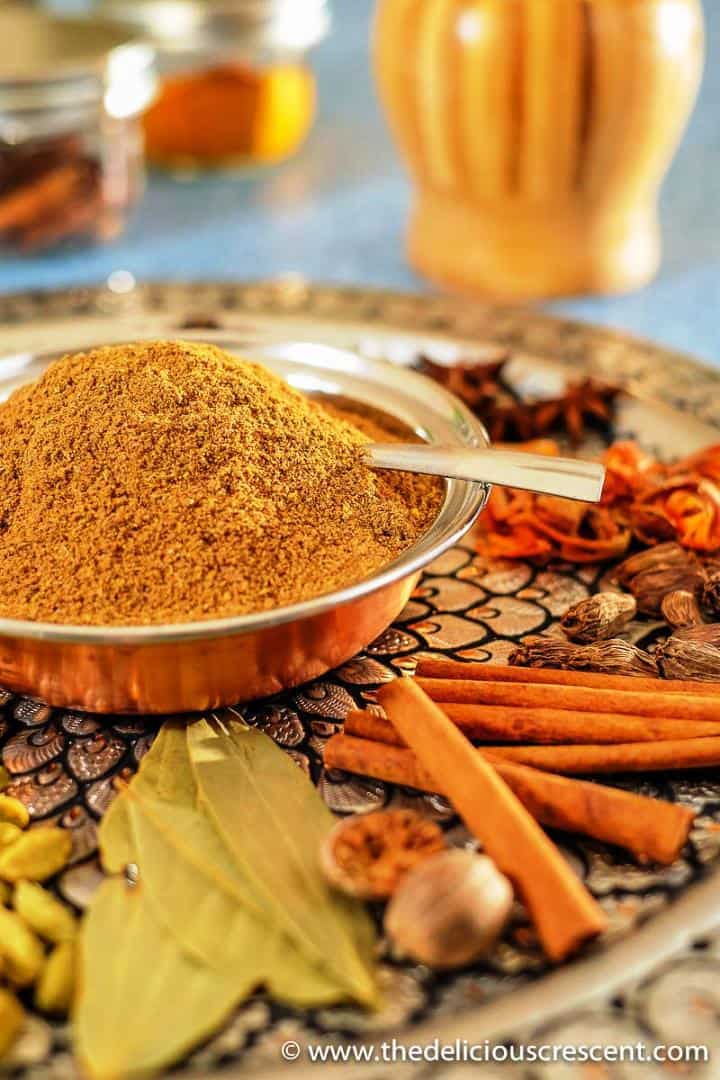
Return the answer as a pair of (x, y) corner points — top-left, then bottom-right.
(0, 339), (489, 713)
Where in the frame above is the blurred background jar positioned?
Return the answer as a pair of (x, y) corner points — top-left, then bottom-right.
(0, 4), (156, 255)
(375, 0), (704, 300)
(97, 0), (331, 174)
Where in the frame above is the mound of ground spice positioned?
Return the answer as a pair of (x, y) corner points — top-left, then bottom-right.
(0, 341), (441, 626)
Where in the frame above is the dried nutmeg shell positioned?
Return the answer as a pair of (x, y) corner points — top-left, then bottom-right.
(510, 635), (658, 678)
(383, 850), (513, 970)
(661, 590), (705, 630)
(320, 809), (446, 900)
(560, 592), (637, 644)
(628, 565), (705, 617)
(615, 542), (696, 585)
(702, 571), (720, 618)
(657, 624), (720, 683)
(509, 636), (587, 670)
(614, 543), (705, 615)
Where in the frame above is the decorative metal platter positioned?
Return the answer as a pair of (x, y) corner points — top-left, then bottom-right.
(1, 280), (720, 1079)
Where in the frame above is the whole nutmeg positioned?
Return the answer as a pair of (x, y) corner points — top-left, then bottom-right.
(383, 849), (513, 969)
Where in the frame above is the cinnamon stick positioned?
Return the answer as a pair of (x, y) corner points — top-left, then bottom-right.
(441, 703), (718, 743)
(376, 679), (607, 962)
(415, 659), (720, 696)
(324, 734), (694, 865)
(348, 709), (720, 774)
(17, 193), (101, 253)
(484, 738), (720, 774)
(346, 705), (720, 746)
(345, 709), (412, 744)
(416, 676), (720, 725)
(0, 164), (85, 231)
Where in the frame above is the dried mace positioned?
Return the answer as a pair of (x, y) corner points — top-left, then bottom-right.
(384, 850), (513, 969)
(561, 593), (637, 644)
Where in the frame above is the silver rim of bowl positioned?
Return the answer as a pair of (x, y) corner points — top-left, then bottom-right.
(0, 337), (490, 644)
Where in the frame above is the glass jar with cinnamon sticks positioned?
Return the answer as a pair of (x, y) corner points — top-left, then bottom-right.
(98, 0), (330, 173)
(0, 6), (157, 256)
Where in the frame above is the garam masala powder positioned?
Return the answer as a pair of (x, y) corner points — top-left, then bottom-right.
(0, 340), (441, 626)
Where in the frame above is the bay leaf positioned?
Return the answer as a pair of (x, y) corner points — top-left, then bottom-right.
(126, 796), (270, 976)
(132, 720), (196, 803)
(100, 785), (134, 875)
(99, 723), (193, 875)
(75, 878), (243, 1080)
(188, 722), (378, 1008)
(100, 724), (347, 1006)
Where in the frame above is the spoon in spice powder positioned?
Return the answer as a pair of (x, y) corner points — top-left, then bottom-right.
(365, 444), (606, 502)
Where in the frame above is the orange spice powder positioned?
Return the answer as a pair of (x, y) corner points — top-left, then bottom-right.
(143, 63), (315, 167)
(0, 341), (441, 626)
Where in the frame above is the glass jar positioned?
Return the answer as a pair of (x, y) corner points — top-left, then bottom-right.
(99, 0), (330, 173)
(0, 6), (156, 256)
(375, 0), (704, 299)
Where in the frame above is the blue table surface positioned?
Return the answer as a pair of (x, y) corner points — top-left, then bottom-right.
(0, 0), (718, 366)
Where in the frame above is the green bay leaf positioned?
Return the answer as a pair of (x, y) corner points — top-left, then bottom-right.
(188, 723), (378, 1008)
(99, 724), (349, 1008)
(75, 878), (244, 1080)
(125, 795), (271, 976)
(99, 785), (134, 875)
(100, 723), (192, 876)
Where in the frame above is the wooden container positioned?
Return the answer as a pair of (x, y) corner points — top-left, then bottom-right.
(374, 0), (704, 299)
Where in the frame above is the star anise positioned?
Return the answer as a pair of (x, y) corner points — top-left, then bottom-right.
(417, 351), (536, 441)
(531, 379), (619, 445)
(416, 350), (509, 409)
(416, 353), (619, 445)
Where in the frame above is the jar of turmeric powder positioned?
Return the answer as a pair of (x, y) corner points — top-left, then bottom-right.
(99, 0), (330, 172)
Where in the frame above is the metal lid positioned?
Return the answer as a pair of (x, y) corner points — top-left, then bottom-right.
(97, 0), (330, 53)
(0, 6), (155, 120)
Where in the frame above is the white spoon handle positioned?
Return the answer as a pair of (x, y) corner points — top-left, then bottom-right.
(365, 444), (606, 503)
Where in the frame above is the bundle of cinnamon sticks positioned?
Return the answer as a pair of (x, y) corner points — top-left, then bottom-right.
(325, 661), (711, 961)
(0, 135), (118, 254)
